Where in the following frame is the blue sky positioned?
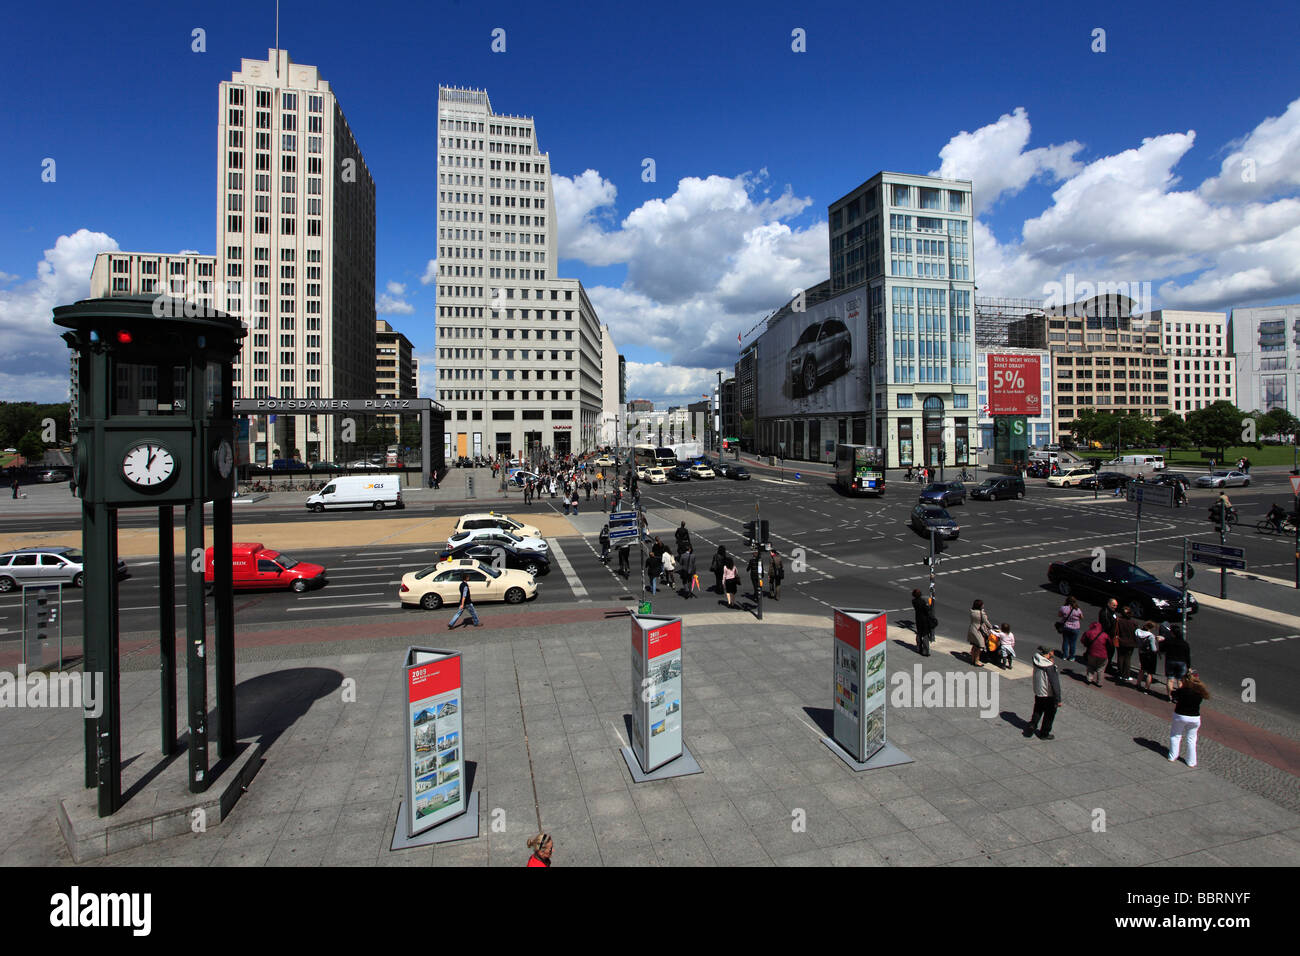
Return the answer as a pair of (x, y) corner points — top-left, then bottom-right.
(2, 0), (1299, 405)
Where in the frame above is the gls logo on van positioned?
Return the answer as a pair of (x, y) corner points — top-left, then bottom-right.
(50, 886), (151, 936)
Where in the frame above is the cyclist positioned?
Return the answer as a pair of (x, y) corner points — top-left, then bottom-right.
(1266, 503), (1288, 532)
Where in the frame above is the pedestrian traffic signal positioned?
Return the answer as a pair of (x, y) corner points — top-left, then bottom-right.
(743, 520), (769, 546)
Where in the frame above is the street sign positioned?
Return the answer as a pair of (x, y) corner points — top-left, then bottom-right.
(1191, 541), (1246, 570)
(1127, 483), (1175, 508)
(608, 527), (638, 541)
(1291, 475), (1300, 497)
(610, 511), (637, 522)
(1173, 563), (1195, 582)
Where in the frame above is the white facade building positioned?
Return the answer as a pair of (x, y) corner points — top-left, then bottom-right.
(217, 49), (377, 465)
(1229, 304), (1300, 415)
(434, 86), (602, 460)
(599, 325), (621, 446)
(1151, 309), (1235, 414)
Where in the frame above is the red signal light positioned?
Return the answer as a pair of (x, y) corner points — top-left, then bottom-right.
(116, 330), (133, 344)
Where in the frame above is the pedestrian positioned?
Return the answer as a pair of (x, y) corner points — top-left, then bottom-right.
(1099, 598), (1120, 672)
(585, 479), (591, 501)
(722, 556), (738, 607)
(448, 573), (481, 629)
(911, 588), (936, 656)
(433, 469), (441, 490)
(1162, 623), (1191, 697)
(674, 521), (691, 555)
(1080, 620), (1111, 685)
(679, 546), (697, 597)
(526, 832), (554, 867)
(967, 598), (992, 667)
(1023, 647), (1062, 739)
(768, 548), (784, 600)
(746, 553), (760, 601)
(661, 549), (676, 591)
(646, 545), (662, 596)
(1135, 619), (1162, 694)
(1168, 672), (1209, 767)
(570, 489), (579, 516)
(995, 622), (1016, 670)
(710, 545), (727, 594)
(598, 524), (610, 564)
(1057, 596), (1083, 662)
(617, 541), (631, 577)
(11, 477), (18, 499)
(1114, 606), (1139, 684)
(562, 493), (570, 515)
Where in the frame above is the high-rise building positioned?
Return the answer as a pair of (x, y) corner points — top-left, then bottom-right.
(375, 319), (417, 437)
(600, 325), (620, 447)
(434, 86), (602, 460)
(734, 345), (756, 452)
(217, 49), (377, 465)
(1150, 310), (1234, 415)
(1229, 304), (1300, 415)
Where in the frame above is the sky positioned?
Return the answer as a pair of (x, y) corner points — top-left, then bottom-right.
(2, 0), (1299, 408)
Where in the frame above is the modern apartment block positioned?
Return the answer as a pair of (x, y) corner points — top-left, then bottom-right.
(599, 325), (621, 447)
(433, 86), (602, 460)
(1150, 310), (1235, 414)
(375, 319), (417, 435)
(76, 251), (219, 426)
(217, 48), (378, 465)
(1229, 304), (1300, 416)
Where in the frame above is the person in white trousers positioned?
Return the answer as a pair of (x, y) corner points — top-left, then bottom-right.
(1168, 671), (1209, 767)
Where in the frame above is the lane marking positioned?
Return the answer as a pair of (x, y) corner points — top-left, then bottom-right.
(545, 538), (590, 601)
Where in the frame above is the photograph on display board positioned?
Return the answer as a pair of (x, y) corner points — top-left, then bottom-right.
(437, 766), (460, 786)
(414, 753), (437, 776)
(865, 676), (886, 700)
(865, 651), (885, 677)
(865, 710), (885, 748)
(667, 699), (680, 715)
(425, 781), (461, 815)
(438, 748), (459, 768)
(436, 731), (459, 752)
(414, 723), (436, 753)
(413, 706), (436, 726)
(651, 691), (665, 709)
(414, 771), (437, 796)
(651, 720), (666, 737)
(436, 698), (460, 719)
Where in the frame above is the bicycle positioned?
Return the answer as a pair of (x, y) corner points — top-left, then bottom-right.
(1256, 518), (1298, 535)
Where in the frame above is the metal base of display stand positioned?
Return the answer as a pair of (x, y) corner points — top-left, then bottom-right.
(390, 791), (480, 849)
(620, 745), (702, 784)
(821, 738), (913, 772)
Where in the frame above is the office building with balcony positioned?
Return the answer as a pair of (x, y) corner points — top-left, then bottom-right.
(1229, 304), (1300, 416)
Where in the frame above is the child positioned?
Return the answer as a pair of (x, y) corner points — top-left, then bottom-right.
(994, 622), (1016, 670)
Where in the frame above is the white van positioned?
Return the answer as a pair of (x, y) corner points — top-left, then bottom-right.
(1113, 455), (1165, 471)
(1030, 451), (1064, 463)
(306, 474), (404, 512)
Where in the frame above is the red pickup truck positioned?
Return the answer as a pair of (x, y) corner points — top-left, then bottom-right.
(204, 542), (327, 592)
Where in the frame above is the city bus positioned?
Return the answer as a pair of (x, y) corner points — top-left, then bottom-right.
(835, 444), (886, 496)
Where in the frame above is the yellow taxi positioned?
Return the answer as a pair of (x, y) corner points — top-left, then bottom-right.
(399, 558), (538, 610)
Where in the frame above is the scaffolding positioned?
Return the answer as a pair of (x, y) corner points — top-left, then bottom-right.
(975, 296), (1047, 349)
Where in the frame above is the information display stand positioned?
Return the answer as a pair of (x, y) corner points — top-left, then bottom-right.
(622, 613), (701, 783)
(822, 607), (913, 772)
(391, 647), (480, 849)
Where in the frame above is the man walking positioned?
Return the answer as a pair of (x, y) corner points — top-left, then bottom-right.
(911, 588), (936, 656)
(710, 545), (727, 594)
(1100, 598), (1119, 672)
(1113, 605), (1139, 683)
(768, 548), (784, 600)
(674, 521), (691, 556)
(617, 541), (631, 577)
(679, 545), (697, 598)
(599, 524), (610, 564)
(1023, 647), (1062, 739)
(448, 573), (481, 629)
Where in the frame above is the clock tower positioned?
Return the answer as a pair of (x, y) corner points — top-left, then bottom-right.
(56, 295), (245, 817)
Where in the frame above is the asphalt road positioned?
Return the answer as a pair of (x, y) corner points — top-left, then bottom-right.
(4, 468), (1299, 730)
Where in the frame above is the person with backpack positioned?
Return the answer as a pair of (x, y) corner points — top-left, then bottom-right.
(598, 524), (610, 564)
(1135, 619), (1162, 694)
(911, 588), (936, 657)
(1168, 672), (1210, 767)
(710, 545), (727, 594)
(674, 521), (691, 556)
(1023, 647), (1063, 740)
(768, 548), (784, 600)
(1057, 596), (1083, 662)
(661, 548), (676, 592)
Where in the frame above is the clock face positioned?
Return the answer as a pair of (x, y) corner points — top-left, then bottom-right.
(215, 440), (233, 479)
(122, 442), (177, 489)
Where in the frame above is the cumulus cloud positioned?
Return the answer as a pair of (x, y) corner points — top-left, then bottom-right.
(386, 280), (406, 295)
(932, 107), (1084, 214)
(376, 283), (414, 315)
(1199, 98), (1300, 202)
(625, 361), (727, 410)
(555, 171), (826, 369)
(0, 228), (117, 402)
(420, 258), (438, 285)
(0, 271), (19, 283)
(414, 350), (437, 396)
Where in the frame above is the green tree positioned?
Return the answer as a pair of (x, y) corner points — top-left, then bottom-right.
(1186, 401), (1247, 456)
(1261, 407), (1300, 442)
(1154, 412), (1189, 449)
(16, 430), (45, 462)
(1069, 408), (1102, 446)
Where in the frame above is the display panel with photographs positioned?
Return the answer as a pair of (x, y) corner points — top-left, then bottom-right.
(831, 609), (888, 762)
(404, 649), (466, 835)
(631, 616), (684, 773)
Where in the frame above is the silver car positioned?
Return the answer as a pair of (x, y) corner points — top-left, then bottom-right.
(1194, 470), (1250, 488)
(0, 547), (130, 592)
(788, 318), (852, 396)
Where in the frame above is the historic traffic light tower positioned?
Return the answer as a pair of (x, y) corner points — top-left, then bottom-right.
(56, 295), (244, 817)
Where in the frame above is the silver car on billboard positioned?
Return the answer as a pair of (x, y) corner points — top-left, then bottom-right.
(788, 318), (852, 396)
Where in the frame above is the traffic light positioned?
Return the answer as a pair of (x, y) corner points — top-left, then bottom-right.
(743, 520), (769, 547)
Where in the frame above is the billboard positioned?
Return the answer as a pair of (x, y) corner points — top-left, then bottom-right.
(404, 648), (465, 836)
(987, 354), (1041, 417)
(756, 291), (867, 419)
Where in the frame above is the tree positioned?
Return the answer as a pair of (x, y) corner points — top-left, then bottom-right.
(16, 430), (45, 463)
(1069, 408), (1102, 446)
(1261, 407), (1300, 443)
(1185, 401), (1247, 456)
(1154, 412), (1189, 449)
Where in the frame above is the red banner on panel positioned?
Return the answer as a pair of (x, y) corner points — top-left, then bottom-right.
(834, 609), (860, 647)
(408, 657), (461, 702)
(988, 354), (1041, 416)
(863, 613), (887, 651)
(647, 621), (682, 660)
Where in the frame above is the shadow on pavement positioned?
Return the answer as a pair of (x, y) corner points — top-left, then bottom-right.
(802, 706), (833, 736)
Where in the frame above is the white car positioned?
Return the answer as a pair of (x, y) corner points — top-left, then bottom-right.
(452, 512), (542, 538)
(1047, 467), (1093, 488)
(644, 467), (668, 484)
(593, 456), (615, 467)
(688, 464), (715, 480)
(400, 558), (536, 610)
(346, 460), (382, 469)
(446, 527), (549, 555)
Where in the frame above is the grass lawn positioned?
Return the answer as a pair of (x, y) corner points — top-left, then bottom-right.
(1079, 445), (1300, 468)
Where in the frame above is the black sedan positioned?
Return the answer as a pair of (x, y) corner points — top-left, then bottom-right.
(1078, 471), (1130, 490)
(919, 481), (965, 506)
(910, 505), (959, 539)
(725, 466), (751, 480)
(667, 465), (692, 482)
(435, 542), (550, 577)
(1046, 556), (1197, 622)
(1153, 473), (1192, 491)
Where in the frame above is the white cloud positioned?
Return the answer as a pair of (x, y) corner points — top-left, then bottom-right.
(0, 229), (118, 401)
(1199, 98), (1300, 202)
(625, 361), (726, 409)
(376, 292), (414, 315)
(0, 271), (19, 283)
(414, 350), (437, 396)
(386, 280), (406, 295)
(932, 107), (1084, 214)
(420, 258), (438, 285)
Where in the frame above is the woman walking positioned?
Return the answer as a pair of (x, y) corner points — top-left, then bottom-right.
(912, 588), (936, 657)
(1079, 620), (1111, 686)
(1162, 624), (1191, 697)
(722, 556), (738, 607)
(1135, 619), (1162, 694)
(1057, 596), (1083, 662)
(1168, 672), (1209, 768)
(661, 548), (676, 591)
(967, 599), (992, 667)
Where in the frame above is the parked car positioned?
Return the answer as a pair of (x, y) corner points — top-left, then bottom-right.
(1046, 555), (1197, 622)
(725, 465), (751, 480)
(346, 460), (383, 469)
(919, 481), (965, 506)
(1195, 470), (1250, 488)
(436, 542), (550, 577)
(446, 527), (549, 556)
(788, 318), (853, 396)
(203, 543), (326, 593)
(400, 558), (536, 610)
(0, 547), (129, 592)
(970, 476), (1024, 501)
(688, 464), (716, 480)
(452, 512), (542, 538)
(910, 505), (960, 539)
(667, 465), (692, 482)
(1077, 471), (1130, 490)
(1047, 466), (1093, 487)
(37, 470), (69, 483)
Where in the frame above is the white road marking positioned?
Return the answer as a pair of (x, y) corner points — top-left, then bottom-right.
(545, 538), (589, 600)
(1001, 572), (1022, 580)
(285, 601), (394, 613)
